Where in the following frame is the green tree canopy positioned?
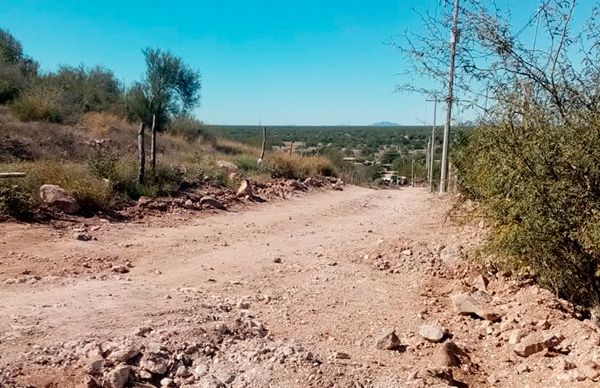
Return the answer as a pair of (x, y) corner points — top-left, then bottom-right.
(0, 29), (38, 103)
(43, 65), (123, 114)
(131, 48), (201, 130)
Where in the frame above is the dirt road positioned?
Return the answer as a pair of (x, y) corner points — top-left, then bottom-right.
(0, 187), (458, 384)
(0, 187), (467, 387)
(3, 186), (599, 388)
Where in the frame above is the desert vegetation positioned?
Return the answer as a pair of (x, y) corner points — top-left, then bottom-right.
(0, 29), (336, 220)
(397, 0), (600, 306)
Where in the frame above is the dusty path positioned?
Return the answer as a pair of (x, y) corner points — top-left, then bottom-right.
(0, 186), (462, 387)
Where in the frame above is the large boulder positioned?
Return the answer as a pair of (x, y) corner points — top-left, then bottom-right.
(39, 184), (79, 214)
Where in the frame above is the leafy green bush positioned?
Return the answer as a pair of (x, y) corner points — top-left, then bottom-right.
(43, 65), (124, 117)
(453, 107), (600, 306)
(0, 65), (27, 103)
(0, 183), (33, 219)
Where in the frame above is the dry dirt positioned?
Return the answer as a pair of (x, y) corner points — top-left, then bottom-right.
(1, 186), (600, 388)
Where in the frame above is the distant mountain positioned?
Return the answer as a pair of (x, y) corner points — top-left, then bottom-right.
(373, 121), (400, 127)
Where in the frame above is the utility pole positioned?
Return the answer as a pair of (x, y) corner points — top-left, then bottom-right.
(426, 136), (431, 180)
(440, 0), (460, 194)
(426, 97), (439, 192)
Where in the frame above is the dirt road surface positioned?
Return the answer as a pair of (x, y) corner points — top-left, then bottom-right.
(1, 186), (460, 386)
(3, 186), (594, 388)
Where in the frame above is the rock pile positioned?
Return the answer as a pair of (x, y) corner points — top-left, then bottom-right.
(360, 238), (447, 277)
(2, 294), (322, 388)
(419, 265), (600, 386)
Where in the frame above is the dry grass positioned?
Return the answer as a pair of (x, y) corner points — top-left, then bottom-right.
(0, 161), (113, 211)
(213, 138), (260, 156)
(266, 152), (335, 180)
(81, 112), (133, 137)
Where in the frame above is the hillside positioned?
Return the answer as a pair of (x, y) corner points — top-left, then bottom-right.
(0, 110), (338, 221)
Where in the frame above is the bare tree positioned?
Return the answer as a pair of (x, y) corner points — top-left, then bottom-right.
(394, 0), (599, 124)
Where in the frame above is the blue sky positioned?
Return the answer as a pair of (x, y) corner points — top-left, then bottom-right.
(0, 0), (575, 125)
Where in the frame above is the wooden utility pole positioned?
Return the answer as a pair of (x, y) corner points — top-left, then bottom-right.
(150, 114), (157, 174)
(411, 159), (415, 187)
(137, 122), (146, 184)
(426, 97), (439, 192)
(440, 0), (460, 194)
(289, 141), (294, 155)
(426, 136), (431, 179)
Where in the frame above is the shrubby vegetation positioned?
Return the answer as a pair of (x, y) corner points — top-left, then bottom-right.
(265, 152), (335, 180)
(454, 98), (600, 305)
(422, 0), (600, 306)
(6, 63), (124, 123)
(0, 27), (338, 220)
(0, 183), (33, 220)
(209, 124), (438, 185)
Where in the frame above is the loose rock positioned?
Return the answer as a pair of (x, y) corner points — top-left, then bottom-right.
(472, 274), (489, 291)
(236, 179), (254, 197)
(451, 293), (500, 322)
(434, 341), (464, 368)
(111, 265), (130, 274)
(200, 196), (227, 210)
(513, 332), (565, 357)
(74, 233), (93, 241)
(104, 364), (130, 388)
(419, 324), (447, 343)
(376, 329), (403, 351)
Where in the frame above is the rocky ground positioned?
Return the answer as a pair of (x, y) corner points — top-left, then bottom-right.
(1, 186), (600, 387)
